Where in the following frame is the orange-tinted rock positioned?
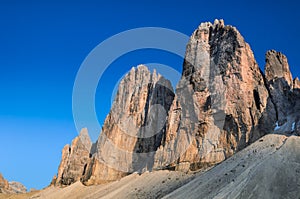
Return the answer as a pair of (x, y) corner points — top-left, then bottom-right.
(54, 19), (300, 186)
(0, 173), (10, 193)
(55, 128), (92, 186)
(154, 19), (276, 170)
(82, 65), (175, 184)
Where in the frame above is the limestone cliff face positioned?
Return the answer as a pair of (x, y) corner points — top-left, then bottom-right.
(264, 50), (300, 135)
(153, 19), (276, 171)
(82, 65), (175, 184)
(54, 19), (300, 186)
(265, 50), (294, 125)
(265, 50), (293, 87)
(55, 128), (92, 186)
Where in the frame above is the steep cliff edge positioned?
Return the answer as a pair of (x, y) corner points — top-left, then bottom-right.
(82, 65), (175, 184)
(154, 19), (276, 171)
(264, 50), (300, 135)
(54, 128), (92, 186)
(54, 19), (300, 186)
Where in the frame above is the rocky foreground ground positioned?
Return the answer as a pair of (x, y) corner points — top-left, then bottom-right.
(2, 133), (298, 199)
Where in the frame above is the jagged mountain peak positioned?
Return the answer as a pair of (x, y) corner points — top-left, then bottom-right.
(78, 127), (92, 150)
(265, 49), (293, 87)
(294, 77), (300, 89)
(53, 20), (300, 189)
(197, 19), (225, 30)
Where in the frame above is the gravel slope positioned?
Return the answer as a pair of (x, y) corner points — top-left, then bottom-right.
(2, 134), (299, 199)
(164, 134), (300, 199)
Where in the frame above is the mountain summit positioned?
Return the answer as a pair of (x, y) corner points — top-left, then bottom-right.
(51, 20), (300, 197)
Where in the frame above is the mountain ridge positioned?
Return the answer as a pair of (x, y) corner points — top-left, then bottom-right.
(50, 19), (300, 198)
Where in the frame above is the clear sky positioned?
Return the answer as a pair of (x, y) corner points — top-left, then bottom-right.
(0, 0), (299, 190)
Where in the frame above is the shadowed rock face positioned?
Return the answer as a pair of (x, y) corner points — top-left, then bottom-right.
(54, 19), (300, 186)
(265, 50), (293, 87)
(265, 50), (294, 125)
(264, 50), (300, 135)
(81, 65), (175, 185)
(154, 19), (276, 171)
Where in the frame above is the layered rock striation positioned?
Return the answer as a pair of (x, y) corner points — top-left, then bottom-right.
(54, 19), (300, 186)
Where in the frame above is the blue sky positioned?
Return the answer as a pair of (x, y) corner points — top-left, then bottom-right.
(0, 0), (299, 190)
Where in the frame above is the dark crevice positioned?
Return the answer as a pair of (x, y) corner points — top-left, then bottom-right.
(82, 164), (87, 176)
(204, 95), (212, 111)
(142, 83), (153, 127)
(253, 90), (261, 111)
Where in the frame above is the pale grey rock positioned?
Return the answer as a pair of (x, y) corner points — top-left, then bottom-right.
(164, 134), (300, 199)
(34, 134), (300, 199)
(264, 50), (300, 128)
(8, 181), (27, 194)
(0, 173), (27, 194)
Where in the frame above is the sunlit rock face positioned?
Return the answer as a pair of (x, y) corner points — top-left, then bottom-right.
(0, 173), (10, 193)
(153, 19), (276, 171)
(55, 128), (92, 186)
(54, 19), (300, 186)
(82, 65), (175, 184)
(294, 78), (300, 89)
